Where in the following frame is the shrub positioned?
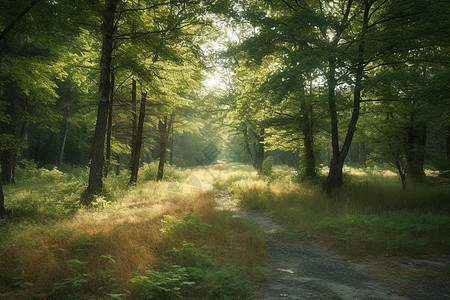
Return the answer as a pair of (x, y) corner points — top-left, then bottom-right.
(140, 162), (179, 182)
(261, 156), (274, 176)
(131, 242), (253, 300)
(131, 265), (194, 300)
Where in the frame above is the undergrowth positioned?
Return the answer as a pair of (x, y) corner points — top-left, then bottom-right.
(0, 162), (267, 299)
(214, 163), (450, 259)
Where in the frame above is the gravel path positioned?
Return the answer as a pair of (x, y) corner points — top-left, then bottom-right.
(210, 187), (450, 300)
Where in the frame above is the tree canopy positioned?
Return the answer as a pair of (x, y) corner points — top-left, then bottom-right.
(0, 0), (449, 212)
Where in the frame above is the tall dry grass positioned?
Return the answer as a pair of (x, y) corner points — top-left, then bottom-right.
(214, 163), (450, 259)
(0, 164), (266, 299)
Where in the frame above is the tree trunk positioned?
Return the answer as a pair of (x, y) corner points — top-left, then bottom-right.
(253, 128), (264, 173)
(394, 155), (407, 190)
(323, 57), (341, 192)
(129, 92), (147, 185)
(86, 0), (118, 198)
(104, 70), (115, 177)
(58, 107), (70, 166)
(157, 116), (169, 180)
(0, 180), (4, 217)
(324, 1), (368, 193)
(0, 0), (41, 42)
(0, 152), (15, 184)
(242, 121), (254, 163)
(446, 126), (450, 167)
(130, 79), (137, 170)
(301, 99), (316, 179)
(168, 113), (175, 165)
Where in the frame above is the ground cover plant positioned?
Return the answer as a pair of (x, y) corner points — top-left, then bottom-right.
(213, 163), (450, 259)
(0, 163), (266, 299)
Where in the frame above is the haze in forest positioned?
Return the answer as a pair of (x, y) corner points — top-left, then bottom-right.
(0, 0), (449, 299)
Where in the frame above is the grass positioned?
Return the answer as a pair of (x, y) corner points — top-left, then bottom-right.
(0, 162), (267, 299)
(213, 163), (450, 259)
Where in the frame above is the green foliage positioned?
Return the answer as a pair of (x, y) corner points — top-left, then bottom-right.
(261, 156), (274, 176)
(161, 211), (213, 243)
(51, 259), (91, 298)
(319, 213), (450, 256)
(132, 242), (253, 300)
(131, 265), (194, 300)
(4, 164), (86, 222)
(216, 164), (450, 258)
(238, 187), (269, 210)
(140, 162), (179, 183)
(50, 254), (121, 300)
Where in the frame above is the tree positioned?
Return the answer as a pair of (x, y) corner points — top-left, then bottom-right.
(85, 0), (212, 197)
(156, 115), (169, 180)
(227, 0), (449, 191)
(86, 0), (118, 197)
(129, 90), (147, 185)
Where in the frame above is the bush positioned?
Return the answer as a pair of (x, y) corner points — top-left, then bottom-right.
(131, 242), (253, 300)
(261, 156), (274, 176)
(131, 265), (194, 300)
(140, 162), (179, 182)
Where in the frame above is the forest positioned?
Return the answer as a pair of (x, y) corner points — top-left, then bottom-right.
(0, 0), (449, 299)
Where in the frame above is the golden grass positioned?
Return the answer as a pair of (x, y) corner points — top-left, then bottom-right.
(0, 170), (267, 299)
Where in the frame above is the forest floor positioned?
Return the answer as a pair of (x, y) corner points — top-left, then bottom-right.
(206, 184), (450, 300)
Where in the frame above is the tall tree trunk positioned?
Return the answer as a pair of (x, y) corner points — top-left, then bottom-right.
(405, 66), (428, 181)
(242, 122), (254, 163)
(301, 98), (316, 179)
(130, 79), (137, 170)
(446, 126), (450, 168)
(104, 70), (115, 177)
(157, 116), (169, 180)
(86, 0), (118, 198)
(0, 181), (4, 217)
(394, 154), (407, 190)
(253, 128), (264, 173)
(59, 106), (70, 166)
(324, 1), (368, 193)
(168, 113), (175, 165)
(0, 153), (15, 184)
(323, 57), (342, 192)
(129, 92), (147, 185)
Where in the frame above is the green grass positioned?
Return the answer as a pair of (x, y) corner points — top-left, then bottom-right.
(214, 163), (450, 259)
(0, 162), (267, 299)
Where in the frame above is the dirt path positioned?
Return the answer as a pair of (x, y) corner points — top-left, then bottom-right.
(210, 187), (450, 300)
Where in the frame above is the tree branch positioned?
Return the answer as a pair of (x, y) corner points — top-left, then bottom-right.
(0, 0), (41, 42)
(281, 0), (298, 12)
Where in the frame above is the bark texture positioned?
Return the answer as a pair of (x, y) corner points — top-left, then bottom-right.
(129, 92), (147, 185)
(157, 116), (169, 181)
(104, 71), (115, 177)
(323, 0), (367, 193)
(86, 0), (118, 198)
(253, 128), (265, 174)
(301, 100), (316, 179)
